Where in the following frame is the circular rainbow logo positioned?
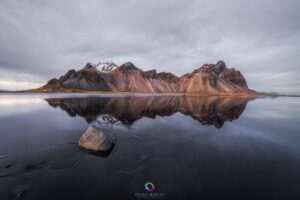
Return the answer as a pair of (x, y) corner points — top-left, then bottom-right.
(145, 182), (155, 192)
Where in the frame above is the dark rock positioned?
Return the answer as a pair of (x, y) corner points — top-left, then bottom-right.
(143, 69), (157, 79)
(79, 126), (117, 152)
(117, 62), (140, 74)
(220, 68), (248, 88)
(84, 63), (95, 69)
(212, 60), (226, 74)
(47, 78), (59, 85)
(59, 69), (76, 82)
(157, 72), (179, 83)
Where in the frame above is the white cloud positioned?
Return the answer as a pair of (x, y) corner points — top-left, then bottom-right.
(0, 0), (299, 93)
(0, 81), (43, 90)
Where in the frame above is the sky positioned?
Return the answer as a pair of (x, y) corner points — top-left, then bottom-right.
(0, 0), (299, 94)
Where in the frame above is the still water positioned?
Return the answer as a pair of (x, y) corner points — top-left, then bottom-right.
(0, 94), (299, 200)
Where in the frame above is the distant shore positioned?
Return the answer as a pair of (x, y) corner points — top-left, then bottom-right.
(0, 89), (272, 97)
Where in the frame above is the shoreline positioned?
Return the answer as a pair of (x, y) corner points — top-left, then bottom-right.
(0, 90), (270, 97)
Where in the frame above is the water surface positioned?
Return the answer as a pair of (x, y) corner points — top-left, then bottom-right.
(0, 94), (299, 200)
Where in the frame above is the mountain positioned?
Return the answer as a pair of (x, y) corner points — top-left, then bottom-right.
(36, 60), (256, 94)
(87, 61), (118, 73)
(179, 61), (250, 93)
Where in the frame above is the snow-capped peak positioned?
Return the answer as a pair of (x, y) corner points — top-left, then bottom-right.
(93, 61), (118, 73)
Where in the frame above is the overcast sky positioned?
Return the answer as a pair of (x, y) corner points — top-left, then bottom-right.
(0, 0), (299, 94)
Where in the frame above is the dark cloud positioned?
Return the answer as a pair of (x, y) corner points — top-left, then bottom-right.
(0, 0), (299, 94)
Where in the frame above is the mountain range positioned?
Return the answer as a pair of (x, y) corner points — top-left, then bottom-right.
(35, 60), (257, 94)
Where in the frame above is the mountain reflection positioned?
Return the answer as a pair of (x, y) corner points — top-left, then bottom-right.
(45, 96), (254, 128)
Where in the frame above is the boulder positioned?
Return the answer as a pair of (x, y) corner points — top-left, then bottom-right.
(78, 126), (117, 152)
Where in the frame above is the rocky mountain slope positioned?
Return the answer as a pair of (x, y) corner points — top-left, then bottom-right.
(36, 60), (256, 94)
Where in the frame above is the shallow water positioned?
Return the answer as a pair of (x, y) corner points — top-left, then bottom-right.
(0, 94), (300, 200)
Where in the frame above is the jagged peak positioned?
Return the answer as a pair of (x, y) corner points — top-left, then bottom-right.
(142, 69), (178, 82)
(212, 60), (226, 74)
(145, 69), (157, 73)
(117, 62), (140, 73)
(85, 63), (95, 69)
(84, 61), (118, 73)
(96, 61), (118, 73)
(121, 62), (135, 67)
(216, 60), (226, 67)
(193, 60), (227, 74)
(82, 63), (100, 73)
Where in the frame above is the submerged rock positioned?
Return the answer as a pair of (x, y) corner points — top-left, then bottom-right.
(79, 126), (116, 152)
